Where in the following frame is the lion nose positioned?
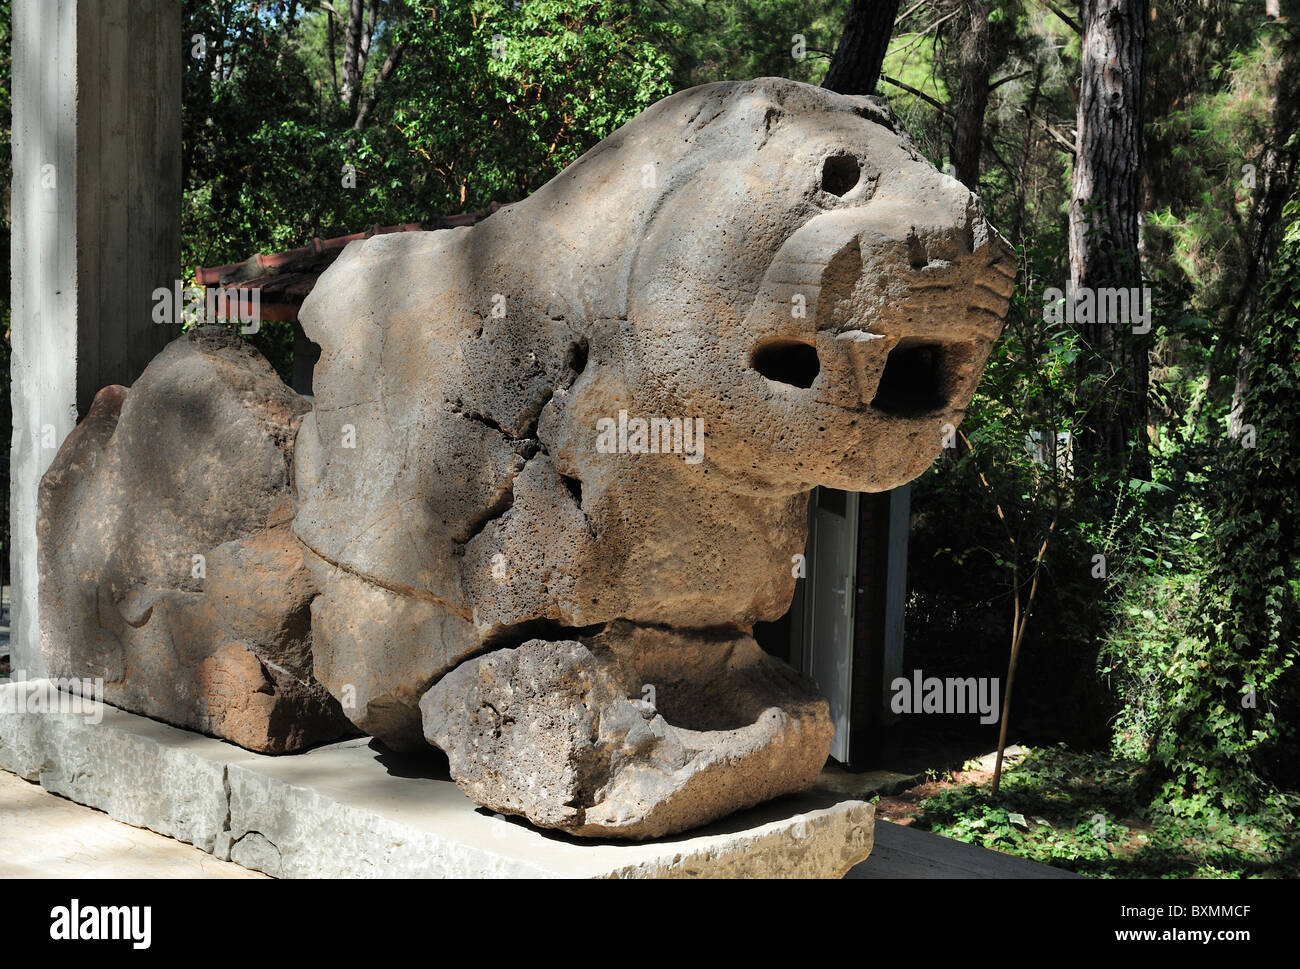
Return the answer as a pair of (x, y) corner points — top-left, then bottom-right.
(742, 200), (1012, 414)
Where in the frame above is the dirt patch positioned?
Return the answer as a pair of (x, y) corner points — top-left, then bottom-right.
(874, 766), (997, 825)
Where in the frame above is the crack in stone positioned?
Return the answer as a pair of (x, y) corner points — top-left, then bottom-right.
(456, 477), (516, 548)
(479, 618), (609, 653)
(296, 533), (468, 616)
(455, 386), (555, 446)
(220, 765), (232, 843)
(229, 829), (283, 872)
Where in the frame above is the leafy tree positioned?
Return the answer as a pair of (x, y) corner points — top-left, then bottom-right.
(378, 1), (677, 211)
(182, 0), (679, 275)
(662, 0), (844, 89)
(1151, 181), (1300, 818)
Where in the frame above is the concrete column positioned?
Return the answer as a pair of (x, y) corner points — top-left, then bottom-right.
(10, 0), (182, 677)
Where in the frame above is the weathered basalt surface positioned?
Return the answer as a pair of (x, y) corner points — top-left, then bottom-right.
(420, 622), (834, 839)
(38, 327), (351, 753)
(294, 78), (1013, 776)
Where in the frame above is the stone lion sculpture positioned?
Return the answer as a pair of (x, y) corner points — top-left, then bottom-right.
(39, 78), (1013, 839)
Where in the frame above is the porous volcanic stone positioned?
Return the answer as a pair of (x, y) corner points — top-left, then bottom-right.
(420, 622), (834, 839)
(295, 77), (1014, 770)
(37, 327), (351, 753)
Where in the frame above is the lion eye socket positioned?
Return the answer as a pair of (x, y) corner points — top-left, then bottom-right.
(751, 340), (821, 388)
(821, 154), (860, 197)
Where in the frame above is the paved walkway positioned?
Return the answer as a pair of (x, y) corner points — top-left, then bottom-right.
(0, 770), (265, 878)
(847, 819), (1082, 878)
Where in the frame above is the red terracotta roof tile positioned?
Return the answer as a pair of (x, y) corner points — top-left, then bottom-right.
(194, 203), (504, 317)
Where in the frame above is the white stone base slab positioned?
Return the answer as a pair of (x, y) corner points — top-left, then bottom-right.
(0, 680), (874, 878)
(0, 770), (266, 878)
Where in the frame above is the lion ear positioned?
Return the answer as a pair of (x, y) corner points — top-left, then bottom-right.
(739, 78), (899, 136)
(298, 237), (369, 350)
(686, 85), (789, 154)
(848, 95), (898, 132)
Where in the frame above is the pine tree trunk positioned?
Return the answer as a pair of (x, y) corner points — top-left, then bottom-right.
(342, 0), (365, 116)
(951, 1), (992, 190)
(1069, 0), (1150, 479)
(822, 0), (902, 95)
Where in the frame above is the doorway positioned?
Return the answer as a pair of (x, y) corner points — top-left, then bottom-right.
(756, 485), (910, 767)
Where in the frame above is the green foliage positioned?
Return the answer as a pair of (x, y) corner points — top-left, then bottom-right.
(1098, 571), (1204, 762)
(183, 2), (352, 271)
(380, 1), (677, 212)
(1150, 189), (1300, 817)
(182, 1), (677, 273)
(917, 746), (1300, 878)
(1143, 9), (1286, 327)
(899, 1), (1299, 845)
(664, 0), (843, 88)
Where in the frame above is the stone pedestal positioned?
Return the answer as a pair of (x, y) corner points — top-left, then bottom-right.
(0, 680), (874, 878)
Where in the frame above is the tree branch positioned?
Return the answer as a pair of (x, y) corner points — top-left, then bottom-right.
(988, 69), (1032, 92)
(888, 7), (961, 58)
(895, 0), (930, 25)
(880, 72), (953, 115)
(1045, 1), (1082, 34)
(1039, 117), (1077, 155)
(354, 38), (407, 130)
